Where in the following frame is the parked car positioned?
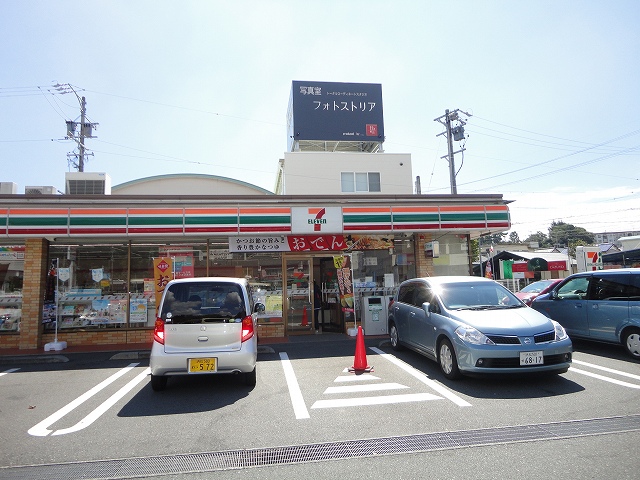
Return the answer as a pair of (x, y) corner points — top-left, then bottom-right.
(149, 277), (265, 391)
(515, 279), (563, 306)
(388, 276), (572, 379)
(531, 268), (640, 359)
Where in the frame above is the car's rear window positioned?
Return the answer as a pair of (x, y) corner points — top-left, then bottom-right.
(160, 281), (246, 324)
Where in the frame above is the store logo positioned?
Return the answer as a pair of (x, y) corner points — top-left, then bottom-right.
(308, 208), (327, 232)
(156, 260), (170, 272)
(366, 124), (378, 136)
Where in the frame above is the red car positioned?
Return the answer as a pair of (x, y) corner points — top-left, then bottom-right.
(515, 279), (562, 306)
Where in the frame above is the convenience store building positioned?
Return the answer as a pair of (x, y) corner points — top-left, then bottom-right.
(0, 81), (511, 351)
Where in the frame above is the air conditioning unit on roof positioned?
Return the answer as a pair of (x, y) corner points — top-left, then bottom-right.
(25, 186), (58, 195)
(0, 182), (18, 194)
(65, 172), (111, 195)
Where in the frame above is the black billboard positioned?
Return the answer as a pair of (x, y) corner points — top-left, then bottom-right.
(289, 81), (384, 143)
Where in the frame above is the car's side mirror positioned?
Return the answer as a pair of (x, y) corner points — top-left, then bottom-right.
(254, 303), (266, 313)
(422, 302), (436, 315)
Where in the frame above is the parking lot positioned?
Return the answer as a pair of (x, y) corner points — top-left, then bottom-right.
(1, 335), (639, 478)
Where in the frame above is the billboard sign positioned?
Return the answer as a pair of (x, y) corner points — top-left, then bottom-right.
(289, 81), (384, 143)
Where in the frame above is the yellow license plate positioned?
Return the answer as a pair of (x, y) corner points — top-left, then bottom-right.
(188, 357), (217, 373)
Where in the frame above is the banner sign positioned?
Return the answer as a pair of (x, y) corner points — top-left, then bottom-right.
(334, 255), (354, 313)
(229, 235), (393, 253)
(153, 257), (173, 307)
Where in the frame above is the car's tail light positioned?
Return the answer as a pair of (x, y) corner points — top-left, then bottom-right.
(153, 318), (165, 345)
(241, 315), (254, 343)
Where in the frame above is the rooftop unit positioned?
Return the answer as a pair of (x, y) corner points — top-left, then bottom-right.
(24, 186), (58, 195)
(0, 182), (18, 194)
(65, 172), (112, 195)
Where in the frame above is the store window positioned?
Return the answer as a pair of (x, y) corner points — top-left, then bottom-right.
(208, 244), (283, 324)
(432, 233), (472, 276)
(0, 245), (24, 332)
(341, 172), (381, 193)
(45, 242), (209, 331)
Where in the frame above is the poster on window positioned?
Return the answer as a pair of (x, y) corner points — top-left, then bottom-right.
(108, 299), (127, 324)
(159, 246), (194, 278)
(130, 298), (148, 323)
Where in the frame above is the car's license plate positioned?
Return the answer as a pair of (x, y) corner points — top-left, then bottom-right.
(520, 351), (543, 365)
(189, 357), (217, 373)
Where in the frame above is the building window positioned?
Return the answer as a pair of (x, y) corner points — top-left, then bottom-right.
(341, 172), (381, 193)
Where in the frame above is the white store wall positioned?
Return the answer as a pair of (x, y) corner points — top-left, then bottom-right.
(279, 151), (413, 195)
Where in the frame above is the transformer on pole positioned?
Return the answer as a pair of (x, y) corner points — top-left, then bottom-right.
(434, 109), (471, 194)
(54, 83), (98, 172)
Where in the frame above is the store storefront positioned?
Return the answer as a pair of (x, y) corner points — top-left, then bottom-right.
(0, 194), (510, 351)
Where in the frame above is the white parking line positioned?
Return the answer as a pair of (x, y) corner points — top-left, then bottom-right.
(323, 383), (409, 395)
(312, 393), (443, 409)
(334, 374), (380, 382)
(279, 352), (310, 420)
(52, 367), (150, 435)
(369, 347), (472, 407)
(28, 363), (140, 437)
(569, 367), (640, 389)
(0, 368), (20, 377)
(572, 359), (640, 381)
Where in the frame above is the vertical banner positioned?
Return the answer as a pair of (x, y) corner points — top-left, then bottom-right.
(153, 257), (174, 308)
(333, 255), (354, 313)
(485, 260), (493, 279)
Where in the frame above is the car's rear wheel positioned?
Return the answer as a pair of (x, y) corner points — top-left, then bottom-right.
(623, 328), (640, 359)
(243, 366), (257, 387)
(150, 374), (167, 392)
(438, 338), (461, 380)
(389, 322), (402, 351)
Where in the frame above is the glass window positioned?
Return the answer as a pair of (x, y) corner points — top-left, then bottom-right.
(414, 284), (432, 307)
(557, 277), (589, 300)
(628, 274), (640, 300)
(341, 171), (381, 193)
(0, 245), (24, 332)
(355, 172), (368, 192)
(433, 233), (472, 276)
(368, 172), (381, 192)
(589, 274), (629, 301)
(341, 172), (355, 192)
(398, 284), (415, 304)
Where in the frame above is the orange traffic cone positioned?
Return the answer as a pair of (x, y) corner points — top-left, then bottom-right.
(301, 306), (309, 327)
(349, 325), (373, 373)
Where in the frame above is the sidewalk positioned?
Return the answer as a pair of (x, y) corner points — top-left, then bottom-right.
(0, 332), (390, 364)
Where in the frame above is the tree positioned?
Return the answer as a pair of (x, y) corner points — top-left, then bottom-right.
(548, 221), (594, 246)
(508, 231), (521, 243)
(524, 231), (553, 248)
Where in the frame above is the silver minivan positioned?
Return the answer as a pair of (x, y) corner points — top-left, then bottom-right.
(149, 277), (265, 391)
(531, 268), (640, 359)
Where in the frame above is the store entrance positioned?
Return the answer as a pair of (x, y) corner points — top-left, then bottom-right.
(284, 254), (346, 335)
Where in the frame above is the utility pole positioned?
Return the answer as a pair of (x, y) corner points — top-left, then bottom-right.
(434, 109), (471, 194)
(55, 83), (98, 172)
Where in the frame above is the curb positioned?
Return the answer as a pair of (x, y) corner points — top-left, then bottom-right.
(0, 355), (70, 365)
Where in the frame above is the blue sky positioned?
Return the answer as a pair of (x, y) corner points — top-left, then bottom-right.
(1, 1), (639, 239)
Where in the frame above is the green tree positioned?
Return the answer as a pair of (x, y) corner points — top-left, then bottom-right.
(470, 238), (480, 262)
(508, 231), (521, 243)
(548, 221), (594, 247)
(524, 231), (552, 248)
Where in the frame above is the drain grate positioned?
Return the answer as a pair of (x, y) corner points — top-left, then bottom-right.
(3, 415), (639, 480)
